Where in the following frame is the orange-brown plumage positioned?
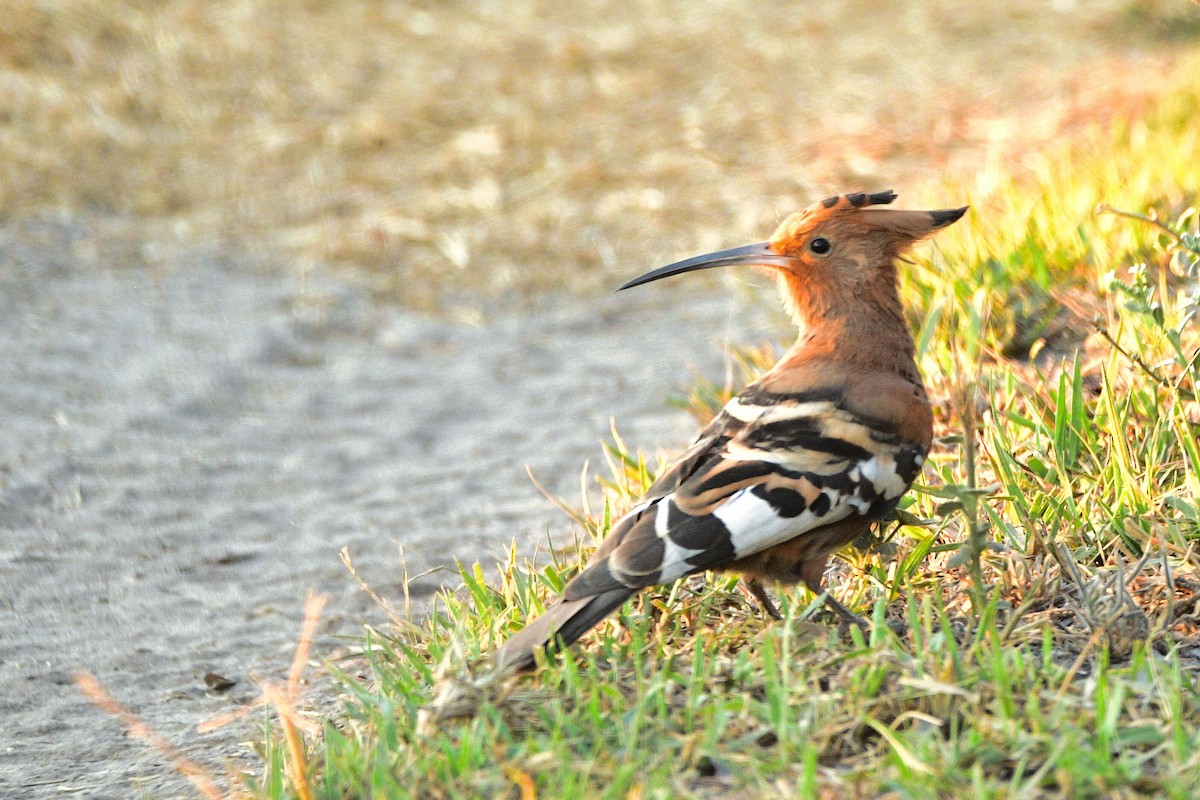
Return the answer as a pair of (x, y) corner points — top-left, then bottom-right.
(764, 198), (949, 382)
(494, 190), (966, 672)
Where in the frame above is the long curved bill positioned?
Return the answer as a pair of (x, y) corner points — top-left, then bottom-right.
(616, 242), (797, 291)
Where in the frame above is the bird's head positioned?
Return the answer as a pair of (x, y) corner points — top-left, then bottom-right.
(617, 191), (967, 296)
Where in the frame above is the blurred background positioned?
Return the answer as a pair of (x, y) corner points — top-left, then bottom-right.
(3, 0), (1196, 311)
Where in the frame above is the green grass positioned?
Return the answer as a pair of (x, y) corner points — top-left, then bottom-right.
(246, 51), (1200, 799)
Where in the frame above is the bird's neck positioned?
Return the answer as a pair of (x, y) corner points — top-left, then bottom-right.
(772, 270), (921, 383)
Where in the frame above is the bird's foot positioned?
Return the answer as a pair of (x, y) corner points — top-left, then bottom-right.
(820, 592), (870, 633)
(739, 578), (784, 621)
(819, 592), (906, 638)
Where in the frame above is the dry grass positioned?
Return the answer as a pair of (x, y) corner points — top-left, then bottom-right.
(0, 1), (1193, 308)
(78, 592), (331, 800)
(74, 672), (230, 800)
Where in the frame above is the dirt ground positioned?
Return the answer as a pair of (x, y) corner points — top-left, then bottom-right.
(0, 216), (773, 798)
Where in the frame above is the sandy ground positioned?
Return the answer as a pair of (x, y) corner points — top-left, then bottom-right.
(0, 216), (772, 798)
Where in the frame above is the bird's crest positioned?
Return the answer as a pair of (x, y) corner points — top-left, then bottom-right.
(815, 190), (899, 211)
(767, 190), (967, 257)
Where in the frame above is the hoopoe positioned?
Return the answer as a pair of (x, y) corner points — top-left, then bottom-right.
(495, 191), (967, 672)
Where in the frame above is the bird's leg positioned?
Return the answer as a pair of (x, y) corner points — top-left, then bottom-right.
(799, 558), (868, 632)
(818, 591), (870, 632)
(739, 577), (784, 621)
(799, 559), (906, 636)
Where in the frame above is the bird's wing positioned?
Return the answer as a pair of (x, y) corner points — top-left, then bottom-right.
(642, 414), (731, 498)
(563, 381), (927, 600)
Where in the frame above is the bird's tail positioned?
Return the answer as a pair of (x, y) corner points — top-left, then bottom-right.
(493, 588), (634, 672)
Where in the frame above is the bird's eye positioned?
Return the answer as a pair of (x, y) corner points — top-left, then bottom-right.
(808, 237), (832, 255)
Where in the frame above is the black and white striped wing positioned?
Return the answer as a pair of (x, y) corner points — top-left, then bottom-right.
(563, 388), (925, 599)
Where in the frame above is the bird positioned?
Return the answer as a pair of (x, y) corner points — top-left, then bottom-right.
(494, 190), (967, 672)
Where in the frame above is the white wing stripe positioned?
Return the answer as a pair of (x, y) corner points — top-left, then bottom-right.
(659, 538), (708, 582)
(723, 397), (838, 423)
(654, 499), (671, 537)
(859, 456), (908, 497)
(712, 487), (855, 559)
